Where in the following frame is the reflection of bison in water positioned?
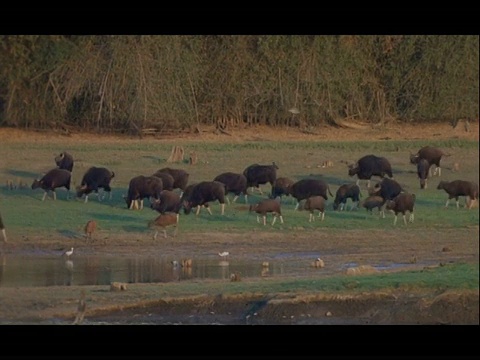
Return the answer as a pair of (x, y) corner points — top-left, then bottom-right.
(348, 155), (393, 187)
(410, 146), (450, 177)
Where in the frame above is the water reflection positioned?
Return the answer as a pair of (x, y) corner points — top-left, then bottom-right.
(0, 254), (300, 288)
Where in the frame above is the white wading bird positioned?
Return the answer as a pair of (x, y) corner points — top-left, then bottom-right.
(64, 247), (74, 258)
(218, 251), (229, 260)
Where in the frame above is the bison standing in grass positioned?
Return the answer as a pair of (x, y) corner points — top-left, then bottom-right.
(410, 146), (450, 177)
(437, 180), (479, 209)
(183, 181), (226, 216)
(333, 183), (361, 211)
(249, 198), (284, 226)
(32, 168), (72, 201)
(385, 193), (416, 226)
(348, 154), (393, 188)
(76, 166), (115, 203)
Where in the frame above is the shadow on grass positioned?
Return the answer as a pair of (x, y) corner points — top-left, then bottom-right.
(58, 229), (82, 239)
(6, 169), (41, 179)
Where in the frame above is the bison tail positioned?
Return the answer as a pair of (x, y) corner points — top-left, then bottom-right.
(327, 185), (333, 197)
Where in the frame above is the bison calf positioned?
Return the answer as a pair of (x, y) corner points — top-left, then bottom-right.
(333, 183), (361, 211)
(437, 180), (479, 209)
(148, 213), (179, 240)
(385, 193), (416, 226)
(249, 199), (284, 226)
(359, 195), (386, 218)
(303, 196), (326, 222)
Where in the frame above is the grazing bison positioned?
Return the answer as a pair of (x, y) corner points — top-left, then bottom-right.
(54, 151), (74, 172)
(183, 181), (226, 216)
(213, 172), (249, 204)
(368, 178), (403, 201)
(348, 155), (393, 188)
(76, 166), (115, 203)
(359, 195), (386, 217)
(155, 168), (189, 194)
(243, 162), (279, 195)
(270, 177), (295, 204)
(150, 190), (182, 214)
(386, 193), (416, 226)
(410, 146), (450, 177)
(152, 171), (175, 191)
(333, 183), (361, 211)
(437, 180), (479, 209)
(31, 168), (72, 201)
(290, 179), (333, 210)
(124, 175), (163, 210)
(417, 158), (430, 189)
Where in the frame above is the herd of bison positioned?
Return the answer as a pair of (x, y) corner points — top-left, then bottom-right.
(1, 145), (478, 242)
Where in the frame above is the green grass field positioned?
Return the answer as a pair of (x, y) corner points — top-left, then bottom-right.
(1, 138), (478, 236)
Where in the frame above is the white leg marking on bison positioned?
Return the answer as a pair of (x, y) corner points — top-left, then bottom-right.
(456, 200), (460, 209)
(272, 216), (276, 226)
(321, 211), (325, 221)
(309, 213), (313, 222)
(263, 215), (266, 226)
(403, 214), (407, 226)
(393, 215), (398, 226)
(409, 213), (414, 223)
(221, 203), (225, 215)
(279, 215), (284, 224)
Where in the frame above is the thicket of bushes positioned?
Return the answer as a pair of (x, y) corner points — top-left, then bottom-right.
(0, 35), (478, 133)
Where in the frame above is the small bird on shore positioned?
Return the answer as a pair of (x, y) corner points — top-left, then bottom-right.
(64, 247), (74, 258)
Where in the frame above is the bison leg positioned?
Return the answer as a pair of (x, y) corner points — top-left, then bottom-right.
(409, 213), (414, 223)
(1, 228), (7, 243)
(220, 203), (225, 215)
(309, 213), (313, 222)
(403, 214), (407, 226)
(225, 196), (231, 205)
(195, 205), (201, 216)
(163, 229), (167, 238)
(263, 215), (266, 226)
(455, 198), (460, 209)
(279, 215), (284, 224)
(42, 191), (48, 201)
(153, 230), (158, 241)
(272, 215), (277, 226)
(445, 199), (450, 208)
(84, 195), (89, 204)
(256, 215), (260, 223)
(393, 214), (398, 226)
(320, 211), (325, 221)
(294, 202), (300, 211)
(206, 206), (213, 216)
